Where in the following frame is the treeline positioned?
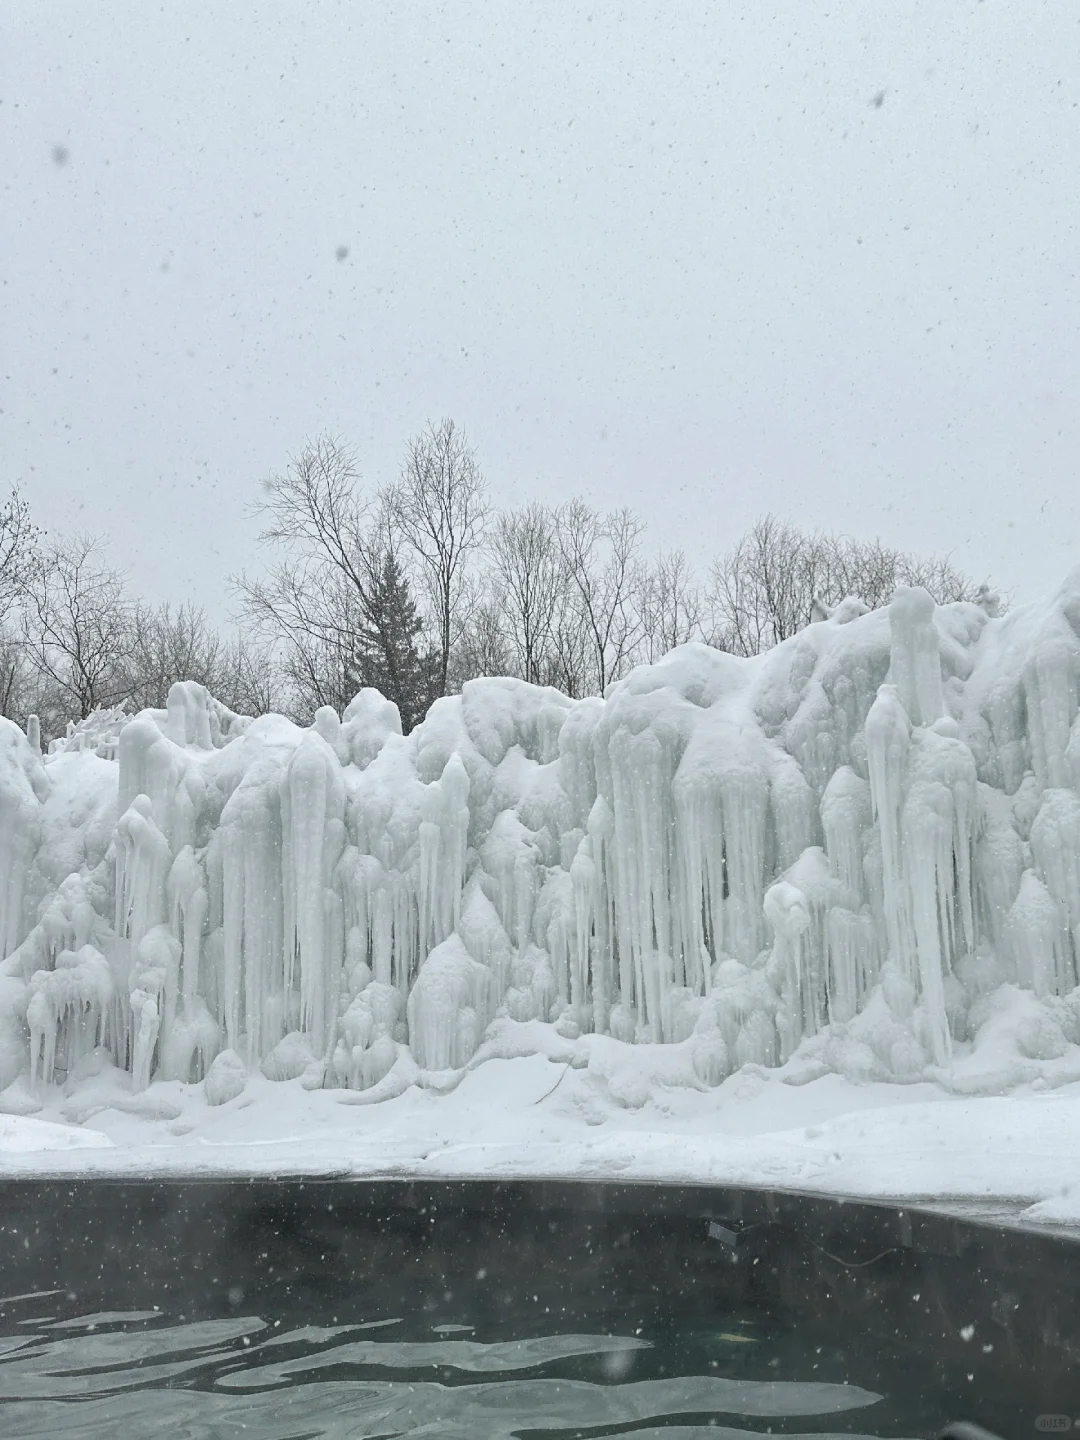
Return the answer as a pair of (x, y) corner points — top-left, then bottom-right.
(1, 420), (990, 739)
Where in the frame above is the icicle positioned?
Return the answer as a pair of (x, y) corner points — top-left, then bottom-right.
(1029, 788), (1080, 992)
(899, 725), (977, 1066)
(406, 935), (492, 1070)
(865, 686), (916, 983)
(889, 586), (944, 726)
(1023, 639), (1079, 790)
(0, 720), (44, 960)
(973, 783), (1024, 952)
(26, 944), (113, 1088)
(570, 836), (598, 1030)
(764, 880), (810, 1062)
(115, 796), (171, 948)
(281, 731), (345, 1056)
(167, 846), (208, 1008)
(820, 766), (871, 903)
(826, 907), (877, 1023)
(1004, 871), (1068, 998)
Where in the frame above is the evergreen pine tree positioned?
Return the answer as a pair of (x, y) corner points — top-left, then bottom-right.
(347, 550), (437, 732)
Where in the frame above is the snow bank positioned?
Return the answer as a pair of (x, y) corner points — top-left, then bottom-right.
(3, 575), (1080, 1109)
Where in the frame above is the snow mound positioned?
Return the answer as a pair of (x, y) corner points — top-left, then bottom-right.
(0, 1113), (114, 1152)
(204, 1048), (248, 1106)
(3, 576), (1080, 1105)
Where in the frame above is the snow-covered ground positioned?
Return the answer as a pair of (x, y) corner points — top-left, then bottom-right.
(3, 1031), (1079, 1232)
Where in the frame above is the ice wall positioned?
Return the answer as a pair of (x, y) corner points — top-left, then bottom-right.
(3, 572), (1080, 1097)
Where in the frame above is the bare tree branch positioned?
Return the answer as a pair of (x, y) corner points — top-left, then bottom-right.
(19, 533), (132, 723)
(392, 418), (489, 697)
(707, 515), (990, 656)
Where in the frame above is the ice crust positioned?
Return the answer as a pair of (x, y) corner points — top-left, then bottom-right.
(3, 574), (1080, 1101)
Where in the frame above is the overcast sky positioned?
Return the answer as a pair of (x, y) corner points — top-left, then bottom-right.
(5, 1), (1080, 620)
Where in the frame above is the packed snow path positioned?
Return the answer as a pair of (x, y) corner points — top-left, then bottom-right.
(3, 574), (1080, 1114)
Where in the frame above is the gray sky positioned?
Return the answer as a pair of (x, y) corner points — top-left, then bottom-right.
(5, 1), (1080, 618)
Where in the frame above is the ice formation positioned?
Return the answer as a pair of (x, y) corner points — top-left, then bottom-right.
(3, 572), (1080, 1101)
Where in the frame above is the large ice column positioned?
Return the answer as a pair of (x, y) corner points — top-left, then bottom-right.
(889, 586), (945, 726)
(417, 753), (470, 958)
(865, 589), (979, 1066)
(579, 795), (619, 1030)
(764, 879), (811, 1062)
(281, 730), (346, 1056)
(115, 796), (171, 949)
(165, 680), (216, 749)
(715, 735), (771, 966)
(826, 906), (878, 1023)
(557, 696), (604, 830)
(213, 762), (285, 1057)
(129, 924), (182, 1091)
(333, 978), (402, 1090)
(457, 876), (512, 1005)
(406, 934), (493, 1070)
(167, 846), (209, 1012)
(672, 767), (724, 999)
(341, 687), (404, 767)
(782, 846), (848, 1041)
(672, 714), (771, 1002)
(570, 834), (599, 1028)
(27, 943), (113, 1087)
(16, 874), (112, 1087)
(902, 723), (977, 1065)
(0, 720), (46, 959)
(117, 710), (208, 858)
(865, 683), (916, 977)
(480, 811), (541, 953)
(1029, 788), (1080, 992)
(972, 784), (1024, 957)
(534, 867), (574, 1016)
(820, 766), (872, 903)
(608, 723), (667, 1038)
(1022, 571), (1080, 789)
(1005, 870), (1069, 998)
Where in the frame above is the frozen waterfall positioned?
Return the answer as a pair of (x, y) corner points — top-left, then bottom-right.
(3, 571), (1080, 1099)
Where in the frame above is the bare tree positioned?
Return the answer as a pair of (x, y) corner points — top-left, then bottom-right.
(453, 586), (513, 686)
(120, 600), (279, 716)
(0, 488), (43, 722)
(825, 535), (981, 612)
(0, 487), (41, 617)
(708, 515), (988, 657)
(0, 632), (32, 723)
(20, 534), (132, 724)
(488, 503), (568, 686)
(637, 548), (707, 662)
(393, 418), (489, 697)
(214, 633), (281, 717)
(556, 501), (646, 693)
(234, 436), (434, 725)
(122, 601), (226, 711)
(544, 601), (592, 698)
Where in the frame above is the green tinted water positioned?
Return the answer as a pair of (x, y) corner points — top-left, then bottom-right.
(0, 1278), (966, 1438)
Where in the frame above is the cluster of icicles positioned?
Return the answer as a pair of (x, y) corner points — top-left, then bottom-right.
(2, 570), (1080, 1099)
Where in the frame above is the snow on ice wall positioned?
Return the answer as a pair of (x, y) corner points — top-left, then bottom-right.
(3, 572), (1080, 1099)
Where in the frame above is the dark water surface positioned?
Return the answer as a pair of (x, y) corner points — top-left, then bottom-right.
(0, 1180), (1076, 1438)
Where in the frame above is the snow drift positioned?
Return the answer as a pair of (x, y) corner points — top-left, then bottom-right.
(3, 572), (1080, 1104)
